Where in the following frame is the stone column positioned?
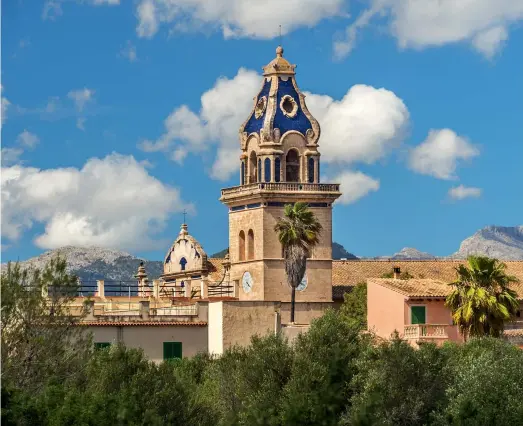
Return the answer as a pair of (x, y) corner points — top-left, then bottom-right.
(153, 279), (160, 299)
(200, 278), (208, 299)
(84, 300), (95, 320)
(97, 280), (105, 298)
(139, 300), (150, 320)
(184, 279), (192, 298)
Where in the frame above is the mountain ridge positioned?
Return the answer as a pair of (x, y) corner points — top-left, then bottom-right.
(2, 226), (521, 281)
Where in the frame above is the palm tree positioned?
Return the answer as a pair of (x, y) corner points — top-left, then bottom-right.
(445, 255), (519, 340)
(274, 202), (322, 323)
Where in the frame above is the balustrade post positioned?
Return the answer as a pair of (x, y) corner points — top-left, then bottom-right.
(97, 280), (105, 298)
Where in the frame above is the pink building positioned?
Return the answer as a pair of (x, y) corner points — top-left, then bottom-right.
(367, 274), (523, 347)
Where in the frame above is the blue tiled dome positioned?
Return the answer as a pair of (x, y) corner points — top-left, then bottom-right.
(239, 46), (320, 146)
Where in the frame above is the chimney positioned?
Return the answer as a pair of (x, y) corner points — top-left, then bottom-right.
(393, 267), (401, 279)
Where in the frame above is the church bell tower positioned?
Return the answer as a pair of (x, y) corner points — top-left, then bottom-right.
(220, 46), (341, 302)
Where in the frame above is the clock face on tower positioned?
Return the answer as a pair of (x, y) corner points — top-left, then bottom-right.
(297, 274), (307, 292)
(242, 271), (253, 293)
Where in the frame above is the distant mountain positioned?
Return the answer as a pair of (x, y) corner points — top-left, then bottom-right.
(211, 243), (357, 260)
(390, 247), (437, 260)
(211, 248), (229, 258)
(3, 226), (522, 282)
(332, 242), (358, 260)
(1, 246), (163, 282)
(451, 225), (523, 260)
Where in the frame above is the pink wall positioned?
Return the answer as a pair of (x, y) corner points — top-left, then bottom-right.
(368, 283), (464, 343)
(367, 282), (407, 340)
(405, 299), (463, 343)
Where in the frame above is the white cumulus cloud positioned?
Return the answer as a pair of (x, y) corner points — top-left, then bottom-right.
(335, 170), (380, 204)
(17, 130), (40, 149)
(1, 153), (192, 250)
(139, 68), (261, 180)
(135, 0), (346, 39)
(140, 68), (410, 183)
(305, 85), (409, 165)
(408, 129), (479, 180)
(336, 0), (523, 59)
(448, 185), (482, 200)
(1, 148), (24, 167)
(67, 88), (95, 112)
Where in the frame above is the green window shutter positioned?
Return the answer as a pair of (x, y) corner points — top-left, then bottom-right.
(163, 342), (182, 360)
(94, 342), (111, 350)
(411, 306), (426, 324)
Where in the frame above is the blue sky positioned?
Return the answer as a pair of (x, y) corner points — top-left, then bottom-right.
(2, 0), (523, 261)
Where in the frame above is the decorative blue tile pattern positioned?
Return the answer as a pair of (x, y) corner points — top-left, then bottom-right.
(244, 78), (271, 134)
(273, 78), (312, 135)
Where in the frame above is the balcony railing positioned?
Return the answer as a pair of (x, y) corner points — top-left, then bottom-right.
(404, 324), (449, 340)
(221, 182), (340, 197)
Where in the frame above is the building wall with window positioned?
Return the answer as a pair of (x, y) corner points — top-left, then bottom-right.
(88, 324), (208, 363)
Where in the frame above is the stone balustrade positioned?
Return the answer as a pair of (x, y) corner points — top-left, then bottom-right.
(221, 182), (341, 197)
(404, 324), (449, 340)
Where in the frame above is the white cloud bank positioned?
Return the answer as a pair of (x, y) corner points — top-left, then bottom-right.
(408, 129), (479, 180)
(139, 68), (410, 190)
(1, 153), (191, 250)
(448, 185), (482, 200)
(335, 170), (380, 204)
(135, 0), (346, 39)
(335, 0), (523, 59)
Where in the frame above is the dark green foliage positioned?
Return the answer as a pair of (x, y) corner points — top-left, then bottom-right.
(433, 338), (523, 426)
(344, 338), (448, 426)
(279, 309), (365, 425)
(4, 258), (523, 425)
(339, 281), (367, 328)
(1, 258), (92, 395)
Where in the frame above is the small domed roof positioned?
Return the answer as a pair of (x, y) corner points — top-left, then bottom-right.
(163, 223), (208, 278)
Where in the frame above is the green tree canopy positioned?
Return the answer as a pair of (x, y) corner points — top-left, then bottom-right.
(1, 257), (92, 395)
(445, 255), (519, 339)
(274, 202), (322, 323)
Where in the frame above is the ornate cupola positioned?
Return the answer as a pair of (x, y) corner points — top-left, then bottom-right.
(220, 46), (341, 304)
(238, 46), (321, 185)
(162, 223), (208, 282)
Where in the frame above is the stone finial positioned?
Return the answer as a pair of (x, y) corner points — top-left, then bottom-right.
(135, 261), (147, 280)
(276, 45), (283, 57)
(179, 223), (189, 237)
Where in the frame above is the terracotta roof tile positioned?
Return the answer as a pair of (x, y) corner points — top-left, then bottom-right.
(78, 321), (207, 327)
(370, 277), (523, 299)
(370, 278), (451, 298)
(207, 258), (225, 282)
(332, 260), (523, 299)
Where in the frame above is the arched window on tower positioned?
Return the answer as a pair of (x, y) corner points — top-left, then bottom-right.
(240, 161), (245, 185)
(258, 159), (262, 183)
(264, 158), (271, 183)
(308, 157), (315, 183)
(239, 231), (246, 261)
(179, 257), (187, 271)
(286, 149), (300, 182)
(275, 157), (281, 182)
(247, 229), (254, 260)
(249, 151), (257, 183)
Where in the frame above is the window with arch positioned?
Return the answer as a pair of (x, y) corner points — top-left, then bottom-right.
(240, 161), (245, 185)
(308, 157), (315, 183)
(264, 158), (271, 182)
(286, 149), (300, 182)
(258, 159), (262, 183)
(179, 257), (187, 271)
(247, 229), (254, 260)
(239, 231), (246, 261)
(249, 151), (257, 183)
(275, 157), (281, 182)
